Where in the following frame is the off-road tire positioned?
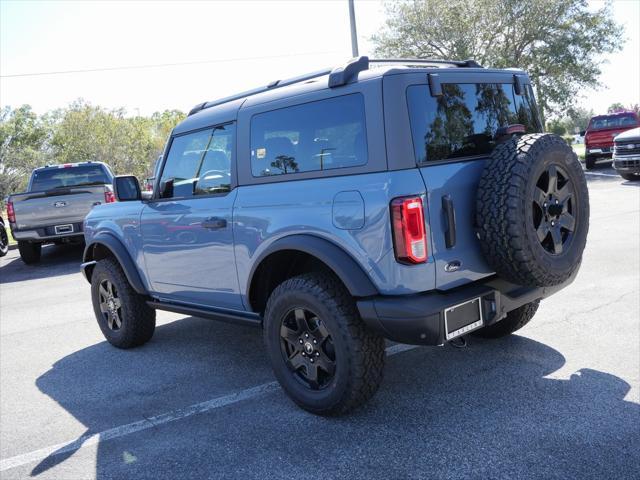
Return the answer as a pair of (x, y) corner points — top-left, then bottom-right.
(0, 225), (8, 257)
(91, 257), (155, 348)
(263, 272), (385, 415)
(18, 241), (41, 264)
(472, 300), (540, 338)
(476, 133), (589, 287)
(584, 155), (596, 170)
(621, 172), (639, 181)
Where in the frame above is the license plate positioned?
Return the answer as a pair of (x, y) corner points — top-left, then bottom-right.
(54, 224), (74, 234)
(444, 297), (483, 340)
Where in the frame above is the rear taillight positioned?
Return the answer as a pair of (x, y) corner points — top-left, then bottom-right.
(104, 186), (116, 203)
(7, 200), (16, 223)
(390, 196), (428, 264)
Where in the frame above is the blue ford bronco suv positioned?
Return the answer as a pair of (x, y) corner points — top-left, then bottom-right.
(82, 57), (589, 415)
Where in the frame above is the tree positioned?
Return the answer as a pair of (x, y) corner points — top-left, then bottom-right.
(546, 118), (566, 136)
(607, 102), (625, 113)
(372, 0), (624, 125)
(0, 102), (185, 203)
(0, 105), (50, 200)
(561, 106), (594, 134)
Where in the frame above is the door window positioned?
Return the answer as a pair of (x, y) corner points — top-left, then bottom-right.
(159, 124), (234, 198)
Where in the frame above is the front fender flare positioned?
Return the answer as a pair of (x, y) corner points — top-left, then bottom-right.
(247, 234), (378, 299)
(82, 233), (148, 295)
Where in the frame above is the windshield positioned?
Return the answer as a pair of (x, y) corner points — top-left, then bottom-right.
(589, 114), (638, 131)
(30, 165), (111, 191)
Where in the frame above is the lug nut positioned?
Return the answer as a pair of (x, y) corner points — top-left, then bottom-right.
(313, 339), (317, 344)
(305, 333), (309, 338)
(543, 202), (547, 208)
(302, 352), (306, 356)
(551, 221), (555, 226)
(310, 358), (314, 363)
(315, 352), (319, 357)
(299, 339), (303, 344)
(555, 199), (559, 204)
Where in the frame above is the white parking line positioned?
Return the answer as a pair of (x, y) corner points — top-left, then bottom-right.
(0, 344), (418, 472)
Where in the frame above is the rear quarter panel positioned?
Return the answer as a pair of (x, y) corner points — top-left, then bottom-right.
(233, 169), (437, 306)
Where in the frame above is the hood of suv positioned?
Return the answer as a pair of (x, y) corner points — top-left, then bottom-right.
(615, 127), (640, 142)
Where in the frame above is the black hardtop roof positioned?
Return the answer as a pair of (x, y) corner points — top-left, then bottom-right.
(174, 56), (527, 135)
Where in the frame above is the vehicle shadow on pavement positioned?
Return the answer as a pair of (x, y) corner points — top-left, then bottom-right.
(0, 243), (83, 284)
(31, 319), (639, 479)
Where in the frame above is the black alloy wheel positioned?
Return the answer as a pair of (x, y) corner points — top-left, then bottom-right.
(279, 307), (336, 390)
(98, 279), (123, 331)
(532, 164), (576, 255)
(90, 257), (156, 349)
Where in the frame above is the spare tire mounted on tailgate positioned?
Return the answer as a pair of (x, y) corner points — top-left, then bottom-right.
(476, 133), (589, 287)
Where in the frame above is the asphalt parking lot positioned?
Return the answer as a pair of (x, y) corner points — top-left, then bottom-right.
(1, 166), (638, 480)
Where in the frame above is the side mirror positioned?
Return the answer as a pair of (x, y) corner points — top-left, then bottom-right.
(159, 178), (174, 199)
(113, 175), (141, 202)
(579, 130), (586, 137)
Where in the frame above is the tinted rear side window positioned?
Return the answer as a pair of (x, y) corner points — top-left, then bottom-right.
(407, 83), (541, 163)
(30, 165), (110, 191)
(250, 94), (367, 177)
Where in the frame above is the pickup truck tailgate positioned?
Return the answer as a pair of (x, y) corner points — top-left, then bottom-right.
(11, 187), (106, 229)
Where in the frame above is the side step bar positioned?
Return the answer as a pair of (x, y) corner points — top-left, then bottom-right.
(147, 301), (262, 328)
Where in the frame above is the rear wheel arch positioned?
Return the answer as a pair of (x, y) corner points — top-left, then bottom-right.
(247, 235), (378, 314)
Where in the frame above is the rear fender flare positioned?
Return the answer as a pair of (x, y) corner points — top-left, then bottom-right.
(247, 234), (378, 303)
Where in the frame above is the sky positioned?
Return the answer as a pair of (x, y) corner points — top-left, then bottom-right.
(1, 0), (638, 117)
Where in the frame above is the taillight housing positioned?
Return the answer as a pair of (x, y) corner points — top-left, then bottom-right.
(104, 186), (116, 203)
(7, 200), (16, 223)
(391, 196), (428, 264)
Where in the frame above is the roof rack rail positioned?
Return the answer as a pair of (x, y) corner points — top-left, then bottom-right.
(187, 57), (372, 117)
(188, 66), (334, 116)
(186, 56), (482, 117)
(369, 58), (483, 68)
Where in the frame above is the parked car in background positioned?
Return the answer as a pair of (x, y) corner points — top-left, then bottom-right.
(613, 127), (640, 181)
(0, 216), (8, 257)
(7, 162), (115, 264)
(81, 57), (589, 415)
(582, 111), (640, 169)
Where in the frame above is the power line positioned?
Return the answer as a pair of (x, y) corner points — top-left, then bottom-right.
(0, 50), (342, 79)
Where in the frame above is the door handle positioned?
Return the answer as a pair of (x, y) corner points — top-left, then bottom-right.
(441, 195), (456, 249)
(201, 217), (227, 230)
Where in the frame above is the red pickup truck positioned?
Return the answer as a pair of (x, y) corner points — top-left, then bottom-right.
(582, 111), (640, 169)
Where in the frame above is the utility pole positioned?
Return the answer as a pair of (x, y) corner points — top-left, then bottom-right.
(348, 0), (359, 57)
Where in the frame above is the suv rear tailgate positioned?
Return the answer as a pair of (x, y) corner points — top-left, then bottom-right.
(402, 76), (543, 289)
(419, 161), (492, 289)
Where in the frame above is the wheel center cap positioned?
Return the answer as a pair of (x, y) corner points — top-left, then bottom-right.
(303, 341), (314, 355)
(108, 299), (116, 311)
(547, 203), (562, 217)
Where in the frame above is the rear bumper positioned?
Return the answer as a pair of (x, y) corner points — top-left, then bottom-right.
(357, 272), (577, 345)
(584, 147), (612, 159)
(11, 222), (84, 242)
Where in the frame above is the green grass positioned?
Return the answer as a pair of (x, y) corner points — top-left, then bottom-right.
(572, 143), (585, 160)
